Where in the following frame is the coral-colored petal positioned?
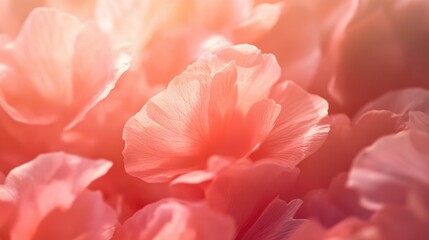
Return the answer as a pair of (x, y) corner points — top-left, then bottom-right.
(119, 198), (235, 240)
(252, 81), (330, 165)
(0, 8), (129, 128)
(0, 8), (81, 124)
(206, 160), (299, 238)
(241, 199), (305, 240)
(4, 152), (112, 239)
(123, 44), (281, 182)
(32, 190), (117, 240)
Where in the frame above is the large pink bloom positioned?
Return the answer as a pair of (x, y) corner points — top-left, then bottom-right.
(117, 198), (235, 240)
(123, 44), (329, 182)
(0, 152), (116, 240)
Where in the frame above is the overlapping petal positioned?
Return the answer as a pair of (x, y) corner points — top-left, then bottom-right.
(123, 44), (329, 182)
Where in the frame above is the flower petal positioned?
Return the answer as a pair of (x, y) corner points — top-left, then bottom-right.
(119, 198), (235, 240)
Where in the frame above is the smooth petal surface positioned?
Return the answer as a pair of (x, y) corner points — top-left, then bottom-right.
(348, 130), (429, 211)
(0, 8), (129, 128)
(3, 152), (112, 240)
(119, 198), (235, 240)
(355, 88), (429, 119)
(32, 190), (117, 240)
(331, 0), (429, 113)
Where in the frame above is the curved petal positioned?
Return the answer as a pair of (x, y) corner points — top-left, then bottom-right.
(241, 199), (306, 240)
(3, 152), (112, 240)
(206, 159), (299, 238)
(348, 130), (429, 211)
(123, 44), (280, 182)
(119, 198), (235, 240)
(356, 88), (429, 120)
(0, 8), (81, 125)
(0, 8), (129, 128)
(32, 190), (117, 240)
(251, 81), (330, 165)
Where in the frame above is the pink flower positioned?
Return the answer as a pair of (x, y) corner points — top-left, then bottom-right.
(296, 87), (429, 194)
(123, 44), (329, 182)
(117, 198), (235, 240)
(330, 0), (429, 114)
(291, 128), (429, 240)
(254, 0), (357, 90)
(348, 130), (429, 211)
(0, 152), (116, 240)
(95, 0), (282, 86)
(0, 7), (129, 128)
(96, 0), (282, 47)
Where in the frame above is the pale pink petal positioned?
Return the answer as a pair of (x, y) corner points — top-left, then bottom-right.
(3, 152), (112, 240)
(348, 130), (429, 211)
(206, 160), (299, 238)
(356, 88), (429, 119)
(0, 8), (82, 125)
(95, 0), (186, 54)
(119, 198), (235, 240)
(296, 110), (407, 203)
(241, 199), (306, 240)
(32, 190), (117, 240)
(251, 81), (330, 165)
(67, 22), (130, 129)
(0, 8), (129, 128)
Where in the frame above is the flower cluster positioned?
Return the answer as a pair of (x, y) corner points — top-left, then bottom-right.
(0, 0), (428, 239)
